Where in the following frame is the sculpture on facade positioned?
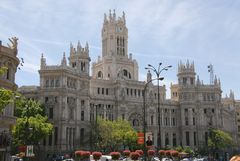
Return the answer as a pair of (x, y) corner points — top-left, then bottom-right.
(7, 37), (18, 52)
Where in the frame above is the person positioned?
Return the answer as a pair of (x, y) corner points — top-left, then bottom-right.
(146, 136), (153, 146)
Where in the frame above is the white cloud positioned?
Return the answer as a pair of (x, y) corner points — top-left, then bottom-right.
(21, 63), (39, 74)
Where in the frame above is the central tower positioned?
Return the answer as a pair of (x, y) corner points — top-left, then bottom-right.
(102, 9), (128, 58)
(92, 10), (138, 81)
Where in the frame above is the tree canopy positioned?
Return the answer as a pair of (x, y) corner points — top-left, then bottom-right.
(0, 88), (14, 113)
(96, 118), (137, 151)
(12, 98), (53, 146)
(208, 128), (233, 150)
(0, 66), (14, 112)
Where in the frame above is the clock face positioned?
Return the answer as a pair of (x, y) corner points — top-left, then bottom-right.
(116, 27), (122, 32)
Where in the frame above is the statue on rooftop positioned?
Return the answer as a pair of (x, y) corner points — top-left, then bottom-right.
(7, 37), (18, 52)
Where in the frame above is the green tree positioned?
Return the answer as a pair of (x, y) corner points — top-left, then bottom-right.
(0, 88), (14, 113)
(208, 128), (233, 150)
(97, 118), (137, 151)
(11, 98), (53, 159)
(14, 98), (45, 118)
(12, 115), (53, 145)
(0, 67), (14, 113)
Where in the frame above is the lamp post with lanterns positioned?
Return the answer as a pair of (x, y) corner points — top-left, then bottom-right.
(144, 63), (172, 150)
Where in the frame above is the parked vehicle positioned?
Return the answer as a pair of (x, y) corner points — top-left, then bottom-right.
(63, 159), (75, 161)
(90, 155), (112, 161)
(10, 156), (23, 161)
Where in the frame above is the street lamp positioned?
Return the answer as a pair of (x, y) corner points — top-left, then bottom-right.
(145, 63), (172, 150)
(143, 77), (163, 161)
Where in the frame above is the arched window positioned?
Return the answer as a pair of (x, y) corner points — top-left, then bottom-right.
(6, 68), (10, 80)
(123, 69), (128, 77)
(97, 71), (103, 79)
(132, 119), (139, 126)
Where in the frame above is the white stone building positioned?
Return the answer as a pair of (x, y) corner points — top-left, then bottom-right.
(0, 38), (19, 161)
(18, 10), (238, 154)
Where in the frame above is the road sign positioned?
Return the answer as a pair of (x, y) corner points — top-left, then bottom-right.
(26, 145), (34, 157)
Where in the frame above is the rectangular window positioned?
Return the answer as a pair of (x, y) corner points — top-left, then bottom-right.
(106, 88), (109, 95)
(172, 118), (175, 126)
(97, 88), (100, 94)
(127, 88), (129, 95)
(173, 133), (177, 147)
(102, 88), (104, 94)
(193, 117), (195, 125)
(204, 109), (207, 114)
(81, 111), (84, 121)
(80, 128), (84, 144)
(46, 80), (49, 88)
(194, 132), (197, 146)
(51, 79), (54, 87)
(66, 127), (68, 145)
(165, 117), (168, 126)
(205, 132), (208, 146)
(151, 115), (154, 125)
(49, 107), (53, 119)
(186, 131), (190, 146)
(55, 80), (59, 87)
(185, 117), (188, 126)
(212, 109), (215, 113)
(54, 127), (58, 145)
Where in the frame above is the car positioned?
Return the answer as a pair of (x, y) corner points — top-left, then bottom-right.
(63, 159), (75, 161)
(10, 156), (23, 161)
(180, 158), (191, 161)
(90, 155), (112, 161)
(194, 158), (208, 161)
(161, 158), (173, 161)
(152, 157), (160, 161)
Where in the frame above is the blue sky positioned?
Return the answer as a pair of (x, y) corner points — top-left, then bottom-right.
(0, 0), (240, 99)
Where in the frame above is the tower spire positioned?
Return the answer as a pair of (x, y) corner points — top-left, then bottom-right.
(40, 53), (46, 68)
(113, 9), (116, 20)
(61, 52), (67, 66)
(109, 9), (112, 21)
(77, 41), (81, 53)
(122, 11), (126, 24)
(208, 64), (214, 85)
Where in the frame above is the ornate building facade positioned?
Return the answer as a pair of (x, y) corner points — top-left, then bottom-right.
(18, 10), (238, 154)
(0, 38), (19, 161)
